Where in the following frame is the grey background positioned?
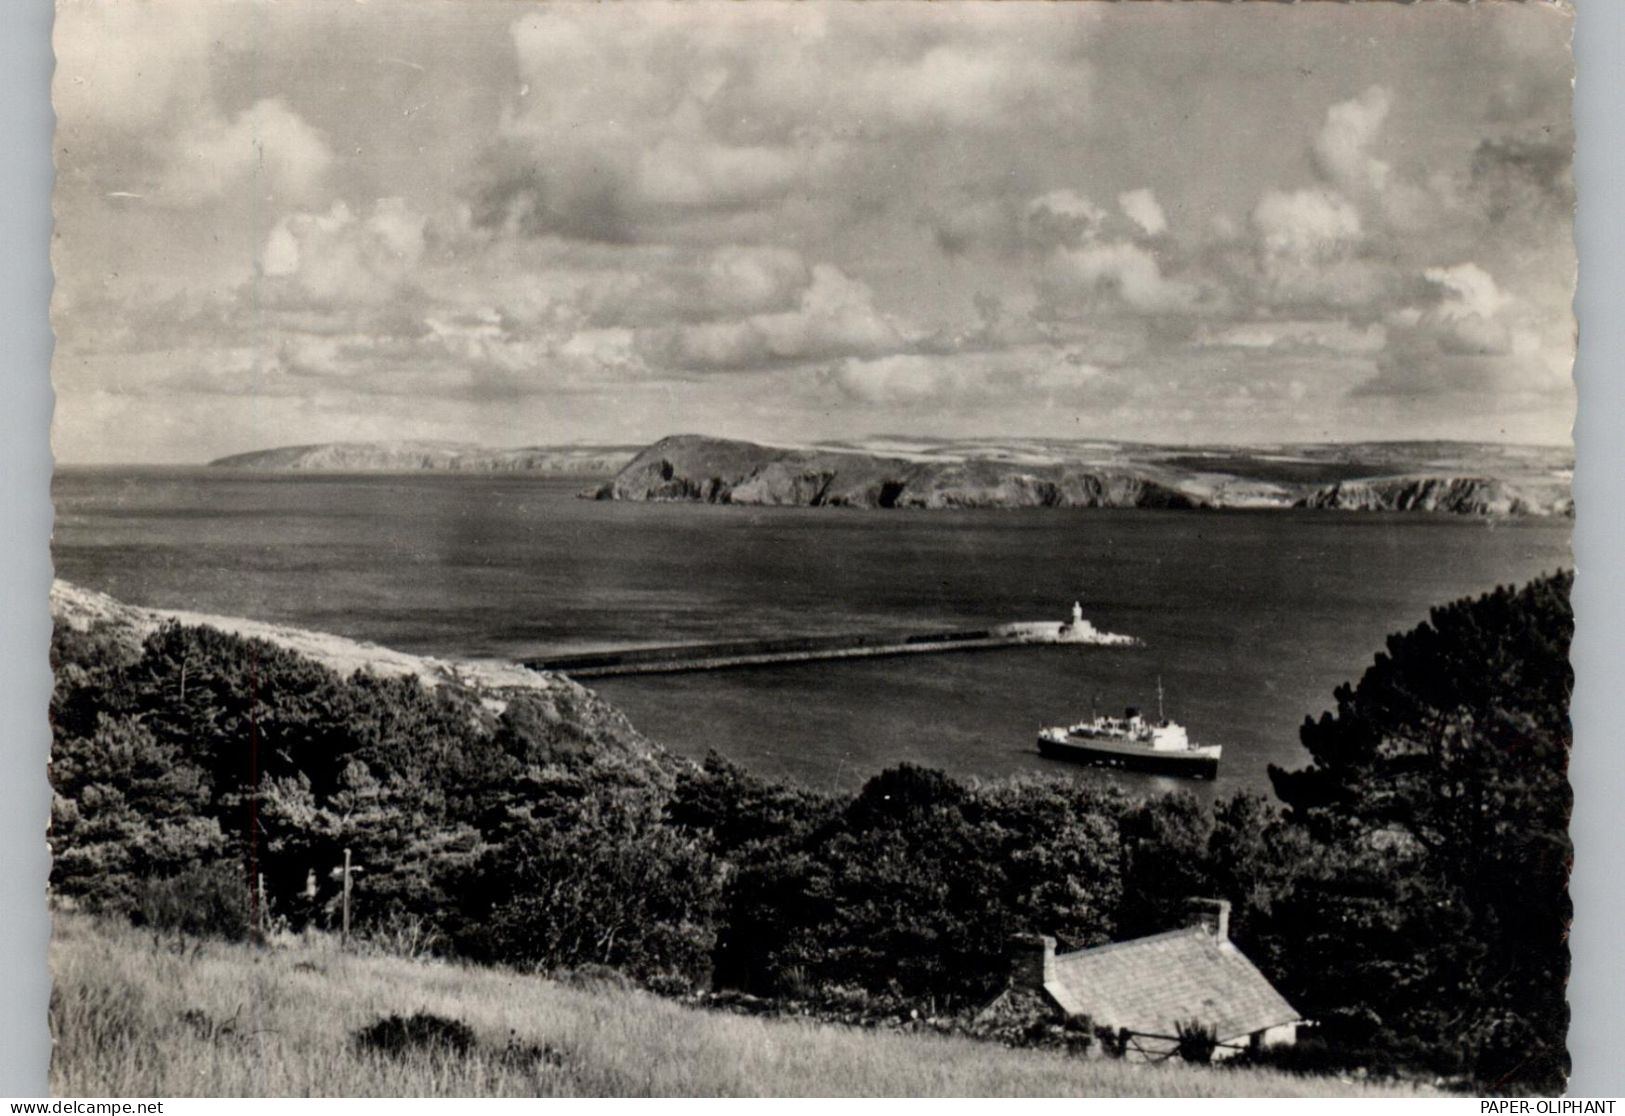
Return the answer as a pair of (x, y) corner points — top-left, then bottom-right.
(1, 0), (1619, 1098)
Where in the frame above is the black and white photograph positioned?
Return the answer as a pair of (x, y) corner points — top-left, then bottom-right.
(45, 0), (1577, 1097)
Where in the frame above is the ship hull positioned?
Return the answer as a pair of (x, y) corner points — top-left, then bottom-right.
(1037, 733), (1221, 779)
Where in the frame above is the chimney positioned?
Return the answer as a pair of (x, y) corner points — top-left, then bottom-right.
(1008, 932), (1056, 989)
(1186, 897), (1231, 941)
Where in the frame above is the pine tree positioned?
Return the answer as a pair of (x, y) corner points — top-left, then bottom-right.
(1269, 572), (1573, 1090)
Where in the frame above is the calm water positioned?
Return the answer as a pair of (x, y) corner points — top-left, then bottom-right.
(52, 469), (1572, 796)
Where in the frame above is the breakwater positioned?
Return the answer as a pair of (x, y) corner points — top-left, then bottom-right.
(525, 620), (1136, 678)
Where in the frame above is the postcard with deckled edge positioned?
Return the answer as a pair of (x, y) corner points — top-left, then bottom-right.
(47, 0), (1574, 1097)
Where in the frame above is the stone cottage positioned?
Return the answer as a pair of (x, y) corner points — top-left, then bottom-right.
(1000, 898), (1303, 1059)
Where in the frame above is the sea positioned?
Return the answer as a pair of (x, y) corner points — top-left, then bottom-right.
(51, 468), (1573, 798)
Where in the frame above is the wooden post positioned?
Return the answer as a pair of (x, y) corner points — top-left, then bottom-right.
(341, 847), (352, 949)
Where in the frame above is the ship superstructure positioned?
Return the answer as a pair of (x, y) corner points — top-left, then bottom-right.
(1038, 679), (1221, 778)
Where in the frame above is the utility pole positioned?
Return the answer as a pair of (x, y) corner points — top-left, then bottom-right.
(341, 847), (352, 949)
(330, 849), (365, 950)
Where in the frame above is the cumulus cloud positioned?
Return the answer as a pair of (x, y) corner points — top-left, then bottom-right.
(1425, 263), (1510, 321)
(1118, 189), (1168, 237)
(1195, 319), (1386, 355)
(1023, 189), (1207, 319)
(1313, 85), (1393, 197)
(698, 246), (812, 316)
(259, 199), (427, 307)
(476, 4), (1095, 244)
(836, 6), (1096, 132)
(924, 197), (1019, 258)
(161, 99), (333, 206)
(1025, 190), (1109, 248)
(54, 7), (334, 211)
(1252, 187), (1362, 265)
(1247, 186), (1387, 310)
(1468, 135), (1575, 230)
(829, 346), (1100, 406)
(1240, 85), (1462, 316)
(1351, 260), (1563, 402)
(1415, 263), (1514, 356)
(640, 264), (908, 372)
(147, 299), (650, 405)
(53, 4), (217, 132)
(595, 245), (813, 328)
(1046, 241), (1202, 315)
(48, 2), (1576, 457)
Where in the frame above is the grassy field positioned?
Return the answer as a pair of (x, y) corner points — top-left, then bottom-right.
(48, 914), (1422, 1098)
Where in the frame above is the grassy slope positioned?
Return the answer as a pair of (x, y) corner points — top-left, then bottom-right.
(48, 915), (1420, 1098)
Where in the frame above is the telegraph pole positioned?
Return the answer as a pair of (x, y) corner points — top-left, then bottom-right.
(341, 847), (352, 949)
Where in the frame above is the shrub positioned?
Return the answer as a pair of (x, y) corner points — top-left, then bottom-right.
(358, 911), (444, 961)
(352, 1012), (476, 1059)
(1228, 1034), (1461, 1086)
(1175, 1019), (1219, 1064)
(454, 788), (720, 984)
(130, 862), (257, 942)
(553, 963), (634, 994)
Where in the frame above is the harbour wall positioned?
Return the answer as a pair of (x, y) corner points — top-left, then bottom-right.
(525, 622), (1133, 678)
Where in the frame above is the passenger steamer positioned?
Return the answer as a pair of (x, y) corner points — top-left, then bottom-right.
(1038, 678), (1221, 779)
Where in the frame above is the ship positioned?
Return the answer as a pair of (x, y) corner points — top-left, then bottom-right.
(1037, 679), (1222, 779)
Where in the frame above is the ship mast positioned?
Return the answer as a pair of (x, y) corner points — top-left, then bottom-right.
(1157, 675), (1165, 723)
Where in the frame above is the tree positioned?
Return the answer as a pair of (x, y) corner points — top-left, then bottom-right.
(716, 765), (1128, 1004)
(1114, 790), (1214, 939)
(667, 750), (834, 858)
(1204, 792), (1314, 987)
(451, 765), (721, 985)
(1269, 572), (1573, 1090)
(50, 714), (226, 909)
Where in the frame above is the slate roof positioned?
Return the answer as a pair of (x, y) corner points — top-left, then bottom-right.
(1043, 928), (1301, 1042)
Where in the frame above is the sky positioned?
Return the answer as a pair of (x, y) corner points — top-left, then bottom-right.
(50, 0), (1576, 464)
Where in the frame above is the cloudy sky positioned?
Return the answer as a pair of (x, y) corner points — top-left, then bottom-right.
(51, 0), (1574, 463)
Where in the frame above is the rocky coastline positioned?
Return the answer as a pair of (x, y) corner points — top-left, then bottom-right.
(590, 435), (1573, 517)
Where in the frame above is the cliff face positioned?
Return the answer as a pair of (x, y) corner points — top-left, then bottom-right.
(594, 436), (1203, 510)
(209, 434), (1572, 516)
(210, 441), (637, 476)
(592, 435), (1572, 516)
(1295, 476), (1572, 517)
(884, 464), (1196, 509)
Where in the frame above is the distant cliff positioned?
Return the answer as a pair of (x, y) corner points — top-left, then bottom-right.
(592, 436), (1200, 510)
(591, 435), (1573, 516)
(210, 441), (637, 476)
(1295, 476), (1573, 517)
(206, 435), (1571, 515)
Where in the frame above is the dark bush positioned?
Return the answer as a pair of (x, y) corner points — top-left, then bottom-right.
(497, 1032), (571, 1071)
(352, 1012), (476, 1059)
(1175, 1018), (1219, 1064)
(553, 963), (634, 994)
(130, 862), (255, 942)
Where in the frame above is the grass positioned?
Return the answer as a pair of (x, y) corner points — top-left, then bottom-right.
(48, 913), (1423, 1098)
